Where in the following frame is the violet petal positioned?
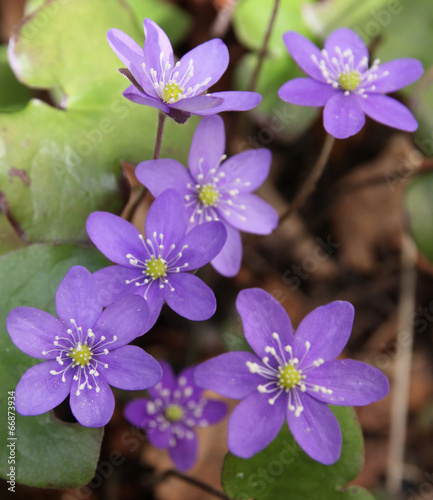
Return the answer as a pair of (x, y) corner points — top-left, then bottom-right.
(143, 18), (174, 83)
(176, 220), (227, 269)
(70, 376), (115, 427)
(124, 399), (171, 448)
(372, 58), (424, 94)
(176, 38), (229, 92)
(177, 365), (203, 402)
(324, 27), (368, 67)
(188, 115), (226, 180)
(228, 391), (285, 458)
(164, 273), (216, 321)
(193, 351), (263, 399)
(211, 224), (242, 277)
(169, 432), (198, 471)
(141, 283), (165, 328)
(294, 301), (354, 364)
(86, 212), (144, 267)
(220, 193), (278, 235)
(219, 148), (272, 193)
(236, 288), (295, 359)
(282, 31), (327, 82)
(15, 361), (73, 416)
(360, 93), (418, 132)
(93, 265), (140, 307)
(148, 360), (178, 398)
(193, 91), (261, 115)
(107, 29), (153, 96)
(278, 77), (337, 106)
(323, 92), (366, 139)
(199, 400), (228, 425)
(55, 265), (101, 332)
(103, 345), (162, 390)
(306, 359), (390, 406)
(7, 307), (66, 360)
(136, 159), (191, 198)
(145, 189), (188, 247)
(123, 85), (170, 112)
(92, 295), (150, 346)
(286, 394), (342, 465)
(168, 95), (223, 112)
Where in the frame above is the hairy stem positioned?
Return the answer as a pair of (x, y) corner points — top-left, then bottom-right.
(158, 469), (231, 500)
(279, 133), (335, 224)
(153, 111), (167, 160)
(248, 0), (281, 92)
(124, 111), (167, 221)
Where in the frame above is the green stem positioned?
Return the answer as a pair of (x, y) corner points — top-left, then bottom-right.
(124, 111), (167, 221)
(279, 133), (335, 224)
(248, 0), (281, 92)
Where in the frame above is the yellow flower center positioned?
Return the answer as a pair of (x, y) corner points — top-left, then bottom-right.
(278, 363), (304, 390)
(164, 404), (184, 422)
(163, 82), (183, 103)
(338, 70), (362, 91)
(145, 256), (167, 280)
(68, 343), (92, 367)
(198, 184), (220, 207)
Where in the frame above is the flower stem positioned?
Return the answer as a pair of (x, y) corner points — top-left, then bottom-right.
(153, 110), (167, 160)
(386, 233), (418, 495)
(248, 0), (281, 92)
(123, 111), (167, 221)
(279, 133), (335, 224)
(158, 469), (231, 500)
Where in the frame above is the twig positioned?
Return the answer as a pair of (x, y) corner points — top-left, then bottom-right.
(210, 0), (240, 39)
(123, 111), (166, 221)
(157, 469), (231, 500)
(386, 233), (418, 495)
(279, 133), (335, 224)
(248, 0), (281, 92)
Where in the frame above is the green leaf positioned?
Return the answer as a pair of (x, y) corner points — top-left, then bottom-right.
(302, 0), (390, 37)
(0, 215), (25, 256)
(124, 0), (191, 46)
(406, 173), (433, 261)
(1, 0), (198, 243)
(233, 0), (315, 57)
(222, 406), (374, 500)
(0, 243), (109, 487)
(0, 45), (31, 112)
(372, 0), (433, 74)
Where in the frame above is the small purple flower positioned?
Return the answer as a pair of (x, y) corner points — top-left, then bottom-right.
(107, 18), (261, 123)
(136, 115), (278, 277)
(6, 266), (162, 427)
(278, 28), (423, 139)
(86, 189), (227, 326)
(194, 288), (389, 465)
(124, 361), (227, 471)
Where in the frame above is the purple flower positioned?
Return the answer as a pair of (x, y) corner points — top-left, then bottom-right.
(135, 115), (278, 277)
(6, 266), (162, 427)
(278, 28), (423, 139)
(124, 361), (227, 471)
(107, 18), (261, 124)
(86, 189), (227, 326)
(194, 288), (389, 465)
